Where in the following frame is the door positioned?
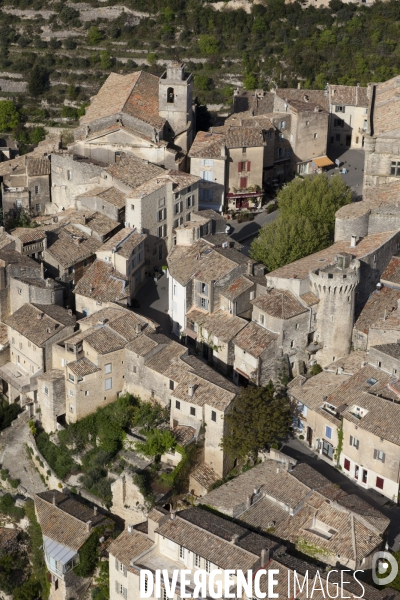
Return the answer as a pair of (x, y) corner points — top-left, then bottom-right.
(354, 464), (359, 480)
(306, 426), (313, 447)
(346, 135), (351, 146)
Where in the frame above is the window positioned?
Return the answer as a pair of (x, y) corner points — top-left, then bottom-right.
(374, 449), (385, 462)
(69, 389), (74, 397)
(132, 366), (137, 374)
(169, 380), (174, 391)
(325, 425), (332, 439)
(85, 391), (89, 396)
(322, 440), (334, 459)
(159, 198), (165, 208)
(362, 469), (368, 484)
(290, 340), (295, 348)
(391, 161), (400, 176)
(105, 363), (112, 374)
(190, 407), (196, 416)
(158, 208), (167, 222)
(201, 159), (214, 166)
(179, 545), (186, 560)
(195, 554), (201, 567)
(335, 134), (341, 142)
(306, 121), (309, 126)
(200, 170), (213, 182)
(68, 374), (75, 382)
(336, 105), (345, 112)
(279, 120), (286, 129)
(105, 378), (112, 391)
(36, 204), (40, 212)
(376, 477), (384, 490)
(43, 386), (49, 396)
(19, 342), (22, 350)
(174, 202), (183, 215)
(205, 560), (211, 573)
(314, 133), (318, 139)
(277, 148), (285, 158)
(260, 314), (264, 325)
(239, 177), (247, 188)
(211, 410), (216, 422)
(82, 308), (88, 317)
(173, 285), (177, 296)
(279, 133), (285, 140)
(167, 87), (174, 103)
(158, 225), (167, 238)
(67, 170), (72, 180)
(34, 185), (40, 195)
(175, 400), (181, 410)
(378, 361), (382, 367)
(344, 458), (350, 471)
(350, 435), (359, 449)
(200, 298), (208, 309)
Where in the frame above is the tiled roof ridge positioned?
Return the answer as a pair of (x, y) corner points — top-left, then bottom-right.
(35, 492), (95, 527)
(164, 513), (262, 559)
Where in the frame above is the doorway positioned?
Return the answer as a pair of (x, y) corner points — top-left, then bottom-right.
(306, 426), (313, 447)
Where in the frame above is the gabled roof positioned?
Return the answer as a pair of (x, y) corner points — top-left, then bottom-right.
(354, 287), (400, 334)
(105, 156), (165, 190)
(77, 186), (127, 209)
(108, 529), (154, 566)
(98, 228), (146, 259)
(80, 71), (165, 130)
(252, 289), (308, 319)
(188, 131), (225, 159)
(233, 321), (277, 357)
(167, 240), (238, 286)
(4, 303), (75, 346)
(74, 259), (128, 303)
(45, 224), (101, 268)
(225, 126), (265, 148)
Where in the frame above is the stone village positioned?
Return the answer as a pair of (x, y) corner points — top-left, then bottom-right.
(2, 65), (400, 600)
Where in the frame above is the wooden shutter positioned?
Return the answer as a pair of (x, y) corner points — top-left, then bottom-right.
(349, 435), (353, 446)
(355, 439), (359, 449)
(237, 162), (242, 172)
(123, 586), (127, 599)
(115, 580), (119, 593)
(247, 161), (251, 172)
(382, 452), (386, 463)
(115, 558), (119, 570)
(123, 565), (127, 577)
(373, 449), (378, 459)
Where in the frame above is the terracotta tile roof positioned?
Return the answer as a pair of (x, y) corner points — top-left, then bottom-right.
(325, 350), (368, 375)
(382, 256), (400, 285)
(172, 371), (235, 411)
(26, 157), (51, 176)
(239, 495), (289, 530)
(233, 321), (277, 357)
(35, 491), (109, 551)
(171, 425), (196, 446)
(11, 228), (46, 243)
(288, 371), (348, 410)
(225, 126), (265, 148)
(190, 463), (219, 490)
(84, 326), (127, 354)
(329, 84), (369, 107)
(99, 228), (146, 258)
(372, 343), (400, 360)
(337, 181), (400, 221)
(267, 231), (399, 282)
(125, 334), (160, 357)
(232, 90), (275, 115)
(186, 309), (247, 343)
(4, 303), (75, 346)
(108, 529), (154, 566)
(354, 287), (400, 333)
(81, 71), (165, 130)
(167, 240), (237, 286)
(77, 186), (127, 209)
(145, 342), (188, 376)
(147, 508), (168, 523)
(45, 224), (101, 268)
(181, 354), (238, 394)
(74, 259), (128, 303)
(188, 131), (225, 159)
(252, 289), (308, 319)
(220, 275), (254, 300)
(67, 357), (100, 377)
(77, 306), (130, 328)
(300, 292), (319, 307)
(155, 515), (261, 571)
(106, 156), (165, 190)
(276, 88), (330, 112)
(0, 323), (8, 347)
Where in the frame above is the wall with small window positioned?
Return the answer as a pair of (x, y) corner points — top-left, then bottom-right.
(37, 371), (66, 434)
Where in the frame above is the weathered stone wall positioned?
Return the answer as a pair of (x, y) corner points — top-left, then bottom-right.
(0, 79), (27, 93)
(50, 153), (104, 211)
(111, 473), (147, 524)
(37, 372), (65, 434)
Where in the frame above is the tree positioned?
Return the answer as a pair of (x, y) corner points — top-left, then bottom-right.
(88, 26), (103, 45)
(100, 50), (112, 70)
(0, 100), (19, 131)
(135, 429), (176, 459)
(250, 174), (352, 271)
(147, 52), (158, 66)
(198, 34), (219, 56)
(222, 383), (293, 460)
(243, 71), (257, 90)
(27, 65), (49, 97)
(29, 126), (45, 145)
(195, 74), (212, 91)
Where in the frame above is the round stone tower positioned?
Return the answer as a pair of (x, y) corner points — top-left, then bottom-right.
(309, 253), (360, 366)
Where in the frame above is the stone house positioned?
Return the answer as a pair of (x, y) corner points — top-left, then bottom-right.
(189, 131), (226, 212)
(108, 507), (276, 600)
(70, 63), (195, 168)
(10, 228), (47, 260)
(232, 321), (278, 386)
(73, 260), (129, 317)
(9, 274), (64, 314)
(38, 307), (157, 428)
(43, 223), (102, 307)
(368, 343), (400, 379)
(50, 152), (105, 212)
(327, 84), (369, 149)
(0, 303), (75, 403)
(1, 156), (51, 218)
(352, 287), (400, 351)
(77, 186), (127, 223)
(34, 490), (112, 600)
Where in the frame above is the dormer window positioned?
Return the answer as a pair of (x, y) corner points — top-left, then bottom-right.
(167, 87), (174, 103)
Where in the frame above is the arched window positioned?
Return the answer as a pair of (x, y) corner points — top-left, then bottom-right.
(167, 87), (174, 103)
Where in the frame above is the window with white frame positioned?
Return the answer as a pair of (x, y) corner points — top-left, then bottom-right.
(105, 378), (112, 390)
(374, 449), (385, 462)
(335, 105), (345, 112)
(205, 560), (211, 573)
(350, 435), (359, 449)
(200, 170), (213, 182)
(195, 554), (201, 567)
(325, 425), (332, 439)
(105, 363), (112, 374)
(201, 159), (214, 167)
(43, 386), (49, 395)
(179, 545), (186, 560)
(68, 389), (73, 397)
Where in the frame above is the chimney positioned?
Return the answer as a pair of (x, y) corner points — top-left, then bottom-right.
(135, 323), (142, 334)
(37, 312), (43, 320)
(128, 524), (134, 533)
(254, 487), (259, 495)
(231, 534), (240, 544)
(90, 285), (94, 294)
(86, 520), (92, 532)
(261, 549), (269, 568)
(40, 262), (45, 279)
(67, 309), (73, 316)
(188, 384), (196, 397)
(170, 511), (176, 520)
(246, 494), (252, 509)
(350, 235), (357, 248)
(52, 494), (56, 506)
(247, 261), (253, 276)
(94, 506), (97, 516)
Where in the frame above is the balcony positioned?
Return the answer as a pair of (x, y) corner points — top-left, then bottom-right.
(0, 362), (40, 394)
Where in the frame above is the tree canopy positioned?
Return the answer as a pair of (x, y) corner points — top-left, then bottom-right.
(222, 383), (293, 460)
(250, 174), (352, 271)
(0, 101), (19, 132)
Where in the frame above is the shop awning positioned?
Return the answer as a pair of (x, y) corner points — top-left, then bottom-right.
(312, 156), (334, 168)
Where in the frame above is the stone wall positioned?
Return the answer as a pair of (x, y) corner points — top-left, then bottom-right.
(111, 473), (148, 524)
(50, 152), (104, 211)
(0, 79), (27, 93)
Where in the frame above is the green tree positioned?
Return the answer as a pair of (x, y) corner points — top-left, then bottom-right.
(29, 126), (46, 145)
(250, 175), (352, 271)
(91, 561), (109, 600)
(195, 74), (212, 91)
(0, 100), (19, 131)
(88, 26), (103, 45)
(222, 383), (293, 460)
(147, 52), (158, 66)
(27, 65), (49, 97)
(243, 72), (257, 90)
(198, 34), (219, 56)
(100, 50), (112, 70)
(135, 429), (176, 459)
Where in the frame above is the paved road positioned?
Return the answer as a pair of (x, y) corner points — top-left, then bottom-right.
(0, 411), (47, 496)
(282, 438), (400, 550)
(326, 146), (365, 195)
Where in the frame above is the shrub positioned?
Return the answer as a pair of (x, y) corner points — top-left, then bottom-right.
(35, 431), (76, 480)
(74, 531), (99, 577)
(0, 493), (25, 520)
